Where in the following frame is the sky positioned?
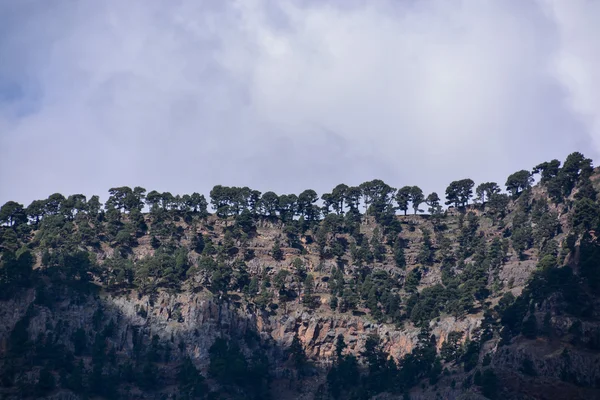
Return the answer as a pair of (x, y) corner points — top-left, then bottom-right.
(1, 0), (599, 206)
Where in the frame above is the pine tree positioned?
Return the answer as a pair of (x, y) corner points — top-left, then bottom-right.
(272, 240), (284, 261)
(289, 333), (307, 371)
(303, 274), (318, 308)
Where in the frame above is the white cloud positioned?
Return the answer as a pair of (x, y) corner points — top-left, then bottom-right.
(0, 0), (598, 205)
(539, 0), (600, 154)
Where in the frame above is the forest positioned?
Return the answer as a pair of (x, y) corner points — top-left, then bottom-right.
(1, 151), (599, 400)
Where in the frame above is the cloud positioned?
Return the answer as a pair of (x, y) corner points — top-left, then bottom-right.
(539, 0), (600, 155)
(0, 0), (598, 206)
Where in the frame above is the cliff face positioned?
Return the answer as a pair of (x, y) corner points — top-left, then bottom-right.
(0, 283), (482, 377)
(3, 268), (598, 400)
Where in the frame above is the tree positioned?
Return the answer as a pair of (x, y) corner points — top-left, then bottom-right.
(360, 180), (395, 216)
(72, 194), (88, 213)
(511, 213), (533, 259)
(579, 232), (600, 291)
(260, 192), (279, 217)
(410, 186), (424, 214)
(130, 186), (147, 211)
(475, 182), (500, 204)
(329, 295), (338, 310)
(417, 229), (434, 265)
(247, 189), (262, 215)
(272, 240), (284, 261)
(231, 187), (250, 215)
(86, 195), (102, 218)
(298, 189), (319, 221)
(404, 269), (421, 292)
(362, 334), (387, 373)
(394, 241), (406, 268)
(572, 198), (600, 232)
(173, 194), (183, 211)
(335, 334), (347, 361)
(209, 185), (252, 216)
(273, 269), (290, 293)
(396, 186), (412, 216)
(328, 334), (360, 398)
(560, 151), (593, 196)
(289, 333), (307, 370)
(107, 186), (134, 212)
(319, 193), (332, 216)
(208, 338), (248, 386)
(345, 186), (362, 214)
(62, 194), (87, 219)
(360, 334), (391, 393)
(177, 357), (208, 398)
(210, 185), (230, 218)
(292, 257), (306, 279)
(366, 287), (381, 320)
(0, 248), (34, 287)
(0, 201), (26, 227)
(487, 193), (510, 222)
(425, 192), (442, 215)
(505, 170), (533, 197)
(187, 193), (208, 216)
(532, 159), (561, 183)
(161, 192), (175, 210)
(445, 179), (474, 208)
(45, 193), (65, 215)
(574, 177), (598, 202)
(278, 194), (297, 222)
(303, 274), (318, 308)
(26, 200), (46, 226)
(146, 190), (162, 212)
(331, 184), (349, 215)
(370, 227), (386, 262)
(340, 284), (359, 312)
(440, 331), (463, 363)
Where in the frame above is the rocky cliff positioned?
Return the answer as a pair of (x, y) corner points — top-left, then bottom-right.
(1, 156), (599, 400)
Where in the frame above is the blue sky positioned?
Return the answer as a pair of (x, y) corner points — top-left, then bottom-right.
(1, 0), (599, 205)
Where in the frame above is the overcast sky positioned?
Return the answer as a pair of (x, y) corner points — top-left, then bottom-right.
(1, 0), (599, 206)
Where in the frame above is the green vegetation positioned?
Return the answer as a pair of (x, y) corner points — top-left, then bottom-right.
(0, 151), (599, 399)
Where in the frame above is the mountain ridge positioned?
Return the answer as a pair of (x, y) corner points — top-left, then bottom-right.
(1, 151), (599, 400)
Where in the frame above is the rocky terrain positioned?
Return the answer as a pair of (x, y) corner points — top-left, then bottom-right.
(1, 152), (599, 399)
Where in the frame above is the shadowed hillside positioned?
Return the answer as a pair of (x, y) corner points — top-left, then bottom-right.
(1, 151), (599, 400)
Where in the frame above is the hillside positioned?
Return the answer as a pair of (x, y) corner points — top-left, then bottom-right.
(1, 151), (599, 400)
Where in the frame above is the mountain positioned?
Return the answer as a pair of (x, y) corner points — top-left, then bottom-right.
(1, 151), (599, 400)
